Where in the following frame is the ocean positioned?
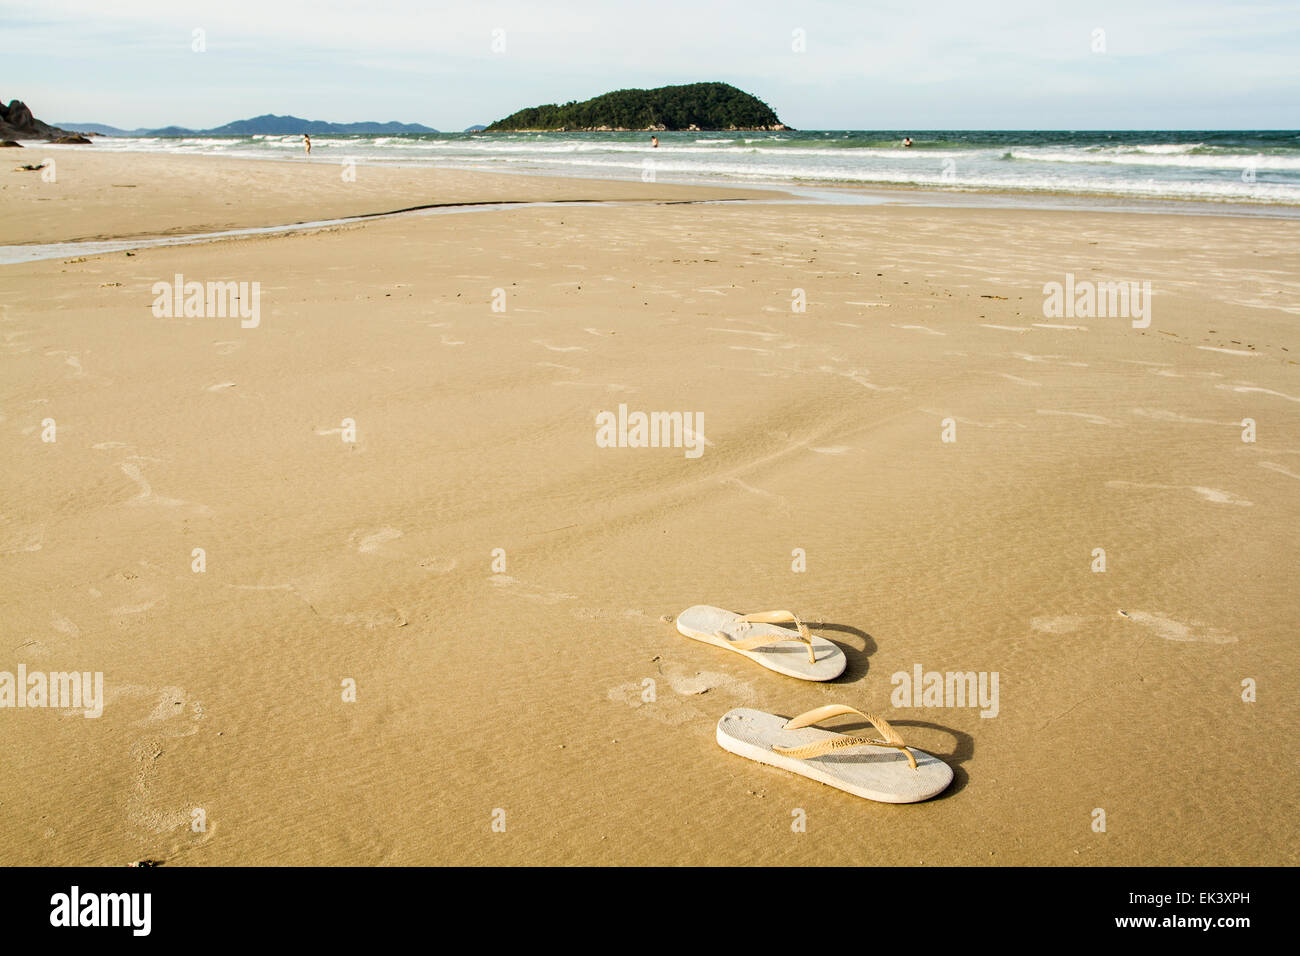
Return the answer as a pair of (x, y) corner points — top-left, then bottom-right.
(68, 129), (1300, 207)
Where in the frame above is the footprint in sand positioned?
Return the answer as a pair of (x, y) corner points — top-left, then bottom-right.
(607, 664), (753, 725)
(0, 329), (36, 354)
(488, 574), (576, 604)
(919, 408), (1027, 429)
(998, 373), (1042, 387)
(14, 638), (49, 660)
(0, 524), (44, 554)
(532, 339), (586, 353)
(1197, 346), (1258, 357)
(1036, 410), (1123, 426)
(1117, 610), (1236, 644)
(1105, 480), (1252, 506)
(822, 366), (900, 392)
(709, 327), (783, 341)
(660, 663), (753, 698)
(291, 577), (408, 629)
(552, 380), (636, 392)
(571, 607), (650, 622)
(721, 476), (788, 510)
(605, 681), (701, 725)
(204, 382), (237, 392)
(96, 567), (165, 617)
(1011, 351), (1088, 367)
(329, 607), (409, 629)
(50, 613), (80, 639)
(45, 349), (86, 377)
(1130, 409), (1235, 426)
(1260, 461), (1300, 480)
(1216, 384), (1300, 403)
(119, 461), (211, 514)
(354, 527), (403, 554)
(1030, 615), (1089, 634)
(101, 684), (218, 854)
(418, 556), (458, 574)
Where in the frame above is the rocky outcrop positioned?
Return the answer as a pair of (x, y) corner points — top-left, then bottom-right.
(0, 99), (91, 143)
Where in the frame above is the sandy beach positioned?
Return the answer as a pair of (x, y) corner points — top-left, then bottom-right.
(1, 151), (1297, 866)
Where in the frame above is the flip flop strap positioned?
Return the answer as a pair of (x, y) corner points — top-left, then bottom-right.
(715, 610), (816, 663)
(772, 704), (918, 770)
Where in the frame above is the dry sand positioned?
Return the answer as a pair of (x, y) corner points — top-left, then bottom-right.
(1, 152), (1297, 865)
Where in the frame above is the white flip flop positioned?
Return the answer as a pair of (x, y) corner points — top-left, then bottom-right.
(716, 704), (953, 803)
(674, 605), (846, 681)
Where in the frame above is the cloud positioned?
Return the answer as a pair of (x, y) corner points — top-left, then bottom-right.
(8, 0), (1299, 129)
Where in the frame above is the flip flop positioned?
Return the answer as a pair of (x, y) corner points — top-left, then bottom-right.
(674, 606), (846, 681)
(716, 704), (953, 803)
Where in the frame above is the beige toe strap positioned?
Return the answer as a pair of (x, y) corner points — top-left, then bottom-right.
(772, 704), (918, 770)
(715, 610), (816, 664)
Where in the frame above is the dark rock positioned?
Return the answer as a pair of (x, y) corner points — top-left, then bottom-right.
(0, 99), (92, 143)
(4, 100), (34, 127)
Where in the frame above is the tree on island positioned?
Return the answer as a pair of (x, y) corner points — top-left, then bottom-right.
(486, 82), (788, 132)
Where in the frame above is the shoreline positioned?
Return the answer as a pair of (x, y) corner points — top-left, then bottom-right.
(23, 134), (1300, 219)
(7, 151), (1299, 256)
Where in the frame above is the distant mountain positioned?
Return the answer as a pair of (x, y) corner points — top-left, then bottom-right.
(207, 114), (438, 135)
(56, 122), (131, 136)
(53, 113), (439, 136)
(486, 82), (789, 132)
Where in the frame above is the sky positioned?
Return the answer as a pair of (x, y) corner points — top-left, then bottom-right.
(4, 0), (1299, 131)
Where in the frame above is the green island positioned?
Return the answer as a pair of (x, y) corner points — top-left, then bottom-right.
(485, 82), (789, 132)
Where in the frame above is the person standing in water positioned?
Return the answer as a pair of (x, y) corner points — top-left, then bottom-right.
(650, 135), (659, 148)
(902, 136), (913, 148)
(304, 134), (312, 156)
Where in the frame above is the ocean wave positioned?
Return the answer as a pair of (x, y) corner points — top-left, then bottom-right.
(1008, 146), (1300, 170)
(68, 132), (1300, 206)
(492, 154), (1300, 202)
